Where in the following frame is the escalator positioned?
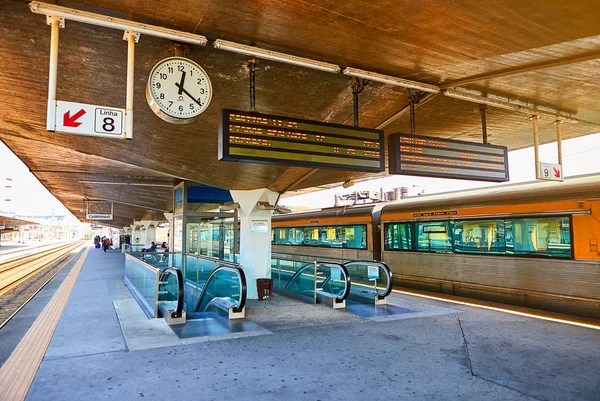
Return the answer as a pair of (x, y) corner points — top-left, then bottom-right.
(157, 265), (247, 324)
(188, 265), (246, 319)
(272, 259), (351, 308)
(343, 260), (393, 305)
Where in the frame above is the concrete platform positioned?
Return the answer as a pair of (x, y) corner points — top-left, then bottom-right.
(1, 245), (599, 401)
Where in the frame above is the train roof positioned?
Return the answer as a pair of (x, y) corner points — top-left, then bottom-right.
(272, 203), (376, 221)
(381, 173), (600, 214)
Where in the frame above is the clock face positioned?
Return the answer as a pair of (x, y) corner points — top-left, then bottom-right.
(146, 57), (213, 124)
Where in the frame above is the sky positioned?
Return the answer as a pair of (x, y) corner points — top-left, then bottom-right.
(0, 132), (599, 218)
(0, 142), (78, 223)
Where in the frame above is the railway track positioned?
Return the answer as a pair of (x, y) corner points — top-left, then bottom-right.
(0, 241), (87, 328)
(0, 242), (64, 261)
(0, 241), (86, 295)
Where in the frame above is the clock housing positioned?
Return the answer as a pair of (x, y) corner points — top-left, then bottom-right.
(146, 57), (213, 124)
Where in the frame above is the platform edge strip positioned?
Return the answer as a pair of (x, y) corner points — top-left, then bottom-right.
(0, 245), (89, 401)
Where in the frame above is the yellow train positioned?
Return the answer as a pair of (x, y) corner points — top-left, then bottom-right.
(272, 174), (600, 319)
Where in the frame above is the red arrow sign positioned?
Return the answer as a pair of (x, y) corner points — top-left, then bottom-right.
(63, 109), (86, 127)
(553, 167), (561, 178)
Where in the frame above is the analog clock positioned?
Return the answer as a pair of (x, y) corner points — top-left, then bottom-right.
(146, 57), (213, 124)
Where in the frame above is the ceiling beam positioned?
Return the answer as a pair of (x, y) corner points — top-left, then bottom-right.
(441, 50), (600, 88)
(84, 197), (171, 213)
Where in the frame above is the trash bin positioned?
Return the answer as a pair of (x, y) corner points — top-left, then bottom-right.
(256, 278), (273, 301)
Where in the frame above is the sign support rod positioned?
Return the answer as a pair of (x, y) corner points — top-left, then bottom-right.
(407, 90), (421, 135)
(248, 60), (256, 112)
(532, 115), (540, 179)
(353, 88), (359, 127)
(124, 31), (137, 140)
(556, 120), (563, 165)
(351, 78), (369, 128)
(480, 106), (488, 144)
(46, 16), (62, 131)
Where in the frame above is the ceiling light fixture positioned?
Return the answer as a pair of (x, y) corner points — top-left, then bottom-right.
(79, 180), (173, 187)
(343, 67), (440, 94)
(29, 1), (208, 45)
(444, 88), (578, 122)
(443, 88), (520, 111)
(213, 39), (341, 73)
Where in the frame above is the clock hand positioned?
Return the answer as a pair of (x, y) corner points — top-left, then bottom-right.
(175, 82), (202, 107)
(177, 71), (186, 95)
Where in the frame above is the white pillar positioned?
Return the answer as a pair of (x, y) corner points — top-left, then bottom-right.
(230, 188), (279, 299)
(131, 223), (142, 245)
(140, 220), (158, 245)
(164, 213), (174, 250)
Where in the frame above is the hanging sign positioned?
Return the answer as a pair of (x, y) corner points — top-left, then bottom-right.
(54, 101), (126, 139)
(219, 109), (385, 172)
(388, 133), (509, 182)
(537, 162), (563, 181)
(86, 200), (114, 220)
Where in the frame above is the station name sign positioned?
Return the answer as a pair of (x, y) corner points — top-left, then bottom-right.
(388, 133), (509, 182)
(218, 109), (385, 172)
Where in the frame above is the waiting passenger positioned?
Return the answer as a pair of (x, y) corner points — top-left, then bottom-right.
(142, 241), (157, 252)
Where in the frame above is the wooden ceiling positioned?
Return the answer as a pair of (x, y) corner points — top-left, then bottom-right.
(1, 0), (600, 227)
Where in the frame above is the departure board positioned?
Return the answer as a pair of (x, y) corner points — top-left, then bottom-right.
(218, 109), (385, 172)
(388, 133), (509, 182)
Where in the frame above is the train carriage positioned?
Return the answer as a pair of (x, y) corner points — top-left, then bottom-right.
(273, 174), (600, 319)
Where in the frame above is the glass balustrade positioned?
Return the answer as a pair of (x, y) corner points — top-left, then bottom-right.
(124, 253), (159, 317)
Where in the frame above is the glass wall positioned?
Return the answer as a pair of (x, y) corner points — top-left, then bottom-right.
(384, 215), (571, 258)
(186, 216), (235, 260)
(272, 224), (367, 249)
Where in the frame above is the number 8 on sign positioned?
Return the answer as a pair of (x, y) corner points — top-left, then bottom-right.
(94, 108), (123, 136)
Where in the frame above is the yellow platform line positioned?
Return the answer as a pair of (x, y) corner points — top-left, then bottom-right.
(0, 245), (89, 401)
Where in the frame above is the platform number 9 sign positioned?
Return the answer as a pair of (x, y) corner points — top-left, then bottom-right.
(542, 167), (550, 178)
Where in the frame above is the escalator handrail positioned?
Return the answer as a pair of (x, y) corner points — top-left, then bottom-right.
(317, 262), (351, 301)
(282, 262), (319, 291)
(343, 260), (393, 299)
(159, 267), (184, 318)
(193, 265), (247, 313)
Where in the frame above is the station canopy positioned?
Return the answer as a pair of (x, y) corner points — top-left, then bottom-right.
(0, 215), (38, 231)
(1, 0), (600, 227)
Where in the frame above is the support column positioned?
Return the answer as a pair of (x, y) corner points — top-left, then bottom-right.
(164, 213), (174, 250)
(230, 188), (279, 299)
(131, 223), (142, 245)
(140, 220), (158, 245)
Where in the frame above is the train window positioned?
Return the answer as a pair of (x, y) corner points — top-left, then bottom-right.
(506, 217), (571, 258)
(384, 223), (413, 250)
(416, 222), (453, 252)
(271, 225), (367, 249)
(454, 219), (505, 255)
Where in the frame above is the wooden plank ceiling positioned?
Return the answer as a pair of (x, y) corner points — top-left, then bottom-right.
(1, 0), (600, 227)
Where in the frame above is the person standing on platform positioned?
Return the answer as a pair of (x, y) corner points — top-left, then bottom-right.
(102, 237), (109, 252)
